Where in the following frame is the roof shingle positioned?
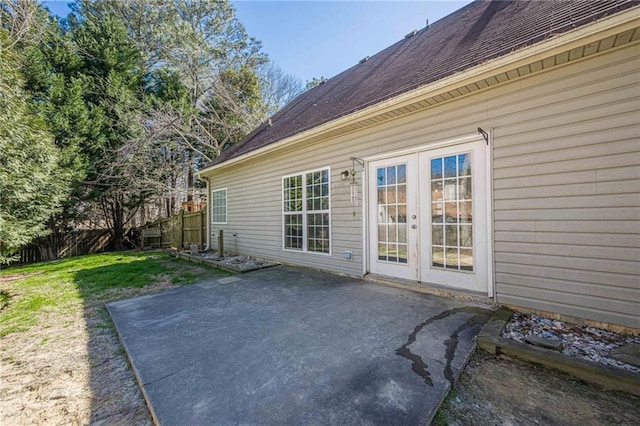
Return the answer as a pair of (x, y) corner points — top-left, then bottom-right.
(210, 0), (637, 167)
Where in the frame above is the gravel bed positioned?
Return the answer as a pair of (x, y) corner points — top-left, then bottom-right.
(196, 252), (277, 271)
(503, 313), (640, 373)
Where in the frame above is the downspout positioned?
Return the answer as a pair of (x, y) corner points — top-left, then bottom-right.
(198, 174), (211, 250)
(360, 160), (368, 277)
(488, 128), (497, 303)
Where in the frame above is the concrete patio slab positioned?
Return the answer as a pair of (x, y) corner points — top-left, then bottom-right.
(107, 266), (493, 425)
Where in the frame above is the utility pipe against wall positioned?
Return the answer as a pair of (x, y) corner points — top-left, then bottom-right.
(196, 174), (211, 250)
(218, 229), (224, 259)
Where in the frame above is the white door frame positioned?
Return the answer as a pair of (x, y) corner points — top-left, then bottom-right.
(367, 154), (419, 280)
(417, 140), (488, 292)
(362, 132), (493, 296)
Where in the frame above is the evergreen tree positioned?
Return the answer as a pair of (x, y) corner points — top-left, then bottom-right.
(69, 10), (148, 249)
(0, 29), (69, 263)
(18, 8), (94, 258)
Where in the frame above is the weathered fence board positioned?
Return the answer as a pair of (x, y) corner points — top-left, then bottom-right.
(14, 230), (111, 265)
(143, 208), (207, 250)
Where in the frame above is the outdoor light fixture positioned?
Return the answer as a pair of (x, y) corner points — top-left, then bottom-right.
(347, 157), (365, 206)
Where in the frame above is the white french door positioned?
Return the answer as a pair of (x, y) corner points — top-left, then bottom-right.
(368, 155), (419, 280)
(418, 141), (488, 292)
(368, 138), (488, 293)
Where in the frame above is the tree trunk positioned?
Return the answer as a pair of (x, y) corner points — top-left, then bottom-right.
(187, 149), (194, 202)
(109, 193), (126, 251)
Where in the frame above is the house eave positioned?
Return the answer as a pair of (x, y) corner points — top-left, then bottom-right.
(197, 7), (640, 177)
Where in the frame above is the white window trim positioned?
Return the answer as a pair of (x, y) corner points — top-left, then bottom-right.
(211, 188), (227, 225)
(282, 166), (332, 256)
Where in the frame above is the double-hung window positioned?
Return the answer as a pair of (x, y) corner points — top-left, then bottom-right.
(283, 168), (330, 254)
(211, 188), (227, 224)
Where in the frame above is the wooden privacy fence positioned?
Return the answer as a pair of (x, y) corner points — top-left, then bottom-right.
(14, 230), (111, 265)
(143, 209), (207, 250)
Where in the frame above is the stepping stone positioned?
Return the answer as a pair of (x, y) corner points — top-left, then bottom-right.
(610, 343), (640, 368)
(525, 335), (564, 351)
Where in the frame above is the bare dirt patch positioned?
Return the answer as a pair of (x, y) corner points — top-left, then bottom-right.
(0, 272), (43, 284)
(0, 257), (216, 425)
(436, 351), (640, 425)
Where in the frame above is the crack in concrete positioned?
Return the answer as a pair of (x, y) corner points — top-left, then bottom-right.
(143, 368), (185, 386)
(395, 306), (490, 387)
(443, 314), (484, 385)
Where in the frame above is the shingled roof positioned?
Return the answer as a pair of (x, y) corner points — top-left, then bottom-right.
(209, 0), (637, 167)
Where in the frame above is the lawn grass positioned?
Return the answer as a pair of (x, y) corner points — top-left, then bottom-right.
(0, 250), (230, 423)
(0, 251), (222, 337)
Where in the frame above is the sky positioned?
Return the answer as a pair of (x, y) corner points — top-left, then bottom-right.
(40, 1), (472, 83)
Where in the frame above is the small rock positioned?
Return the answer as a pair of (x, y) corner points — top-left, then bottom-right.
(525, 336), (564, 352)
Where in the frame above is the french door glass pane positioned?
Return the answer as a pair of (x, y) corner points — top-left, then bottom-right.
(377, 164), (407, 263)
(430, 153), (473, 271)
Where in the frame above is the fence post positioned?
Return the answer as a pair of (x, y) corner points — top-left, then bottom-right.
(199, 209), (205, 249)
(178, 209), (184, 250)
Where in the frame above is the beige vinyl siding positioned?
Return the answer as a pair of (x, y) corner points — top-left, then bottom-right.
(206, 43), (639, 328)
(490, 44), (640, 328)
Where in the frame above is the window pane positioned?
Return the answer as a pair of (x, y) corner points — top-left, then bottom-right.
(387, 166), (396, 185)
(460, 225), (472, 247)
(397, 205), (407, 224)
(398, 244), (407, 263)
(432, 247), (444, 268)
(444, 156), (457, 178)
(458, 153), (471, 176)
(307, 213), (329, 253)
(459, 201), (472, 223)
(378, 243), (388, 261)
(445, 224), (458, 246)
(431, 181), (443, 201)
(431, 158), (442, 180)
(387, 186), (396, 204)
(284, 214), (303, 250)
(432, 202), (443, 222)
(387, 243), (398, 262)
(397, 165), (406, 184)
(212, 189), (226, 223)
(445, 202), (458, 223)
(430, 152), (474, 271)
(432, 225), (443, 246)
(377, 168), (386, 186)
(376, 163), (408, 264)
(444, 179), (457, 201)
(460, 249), (473, 270)
(378, 225), (387, 243)
(397, 184), (406, 203)
(387, 206), (397, 224)
(460, 177), (472, 200)
(398, 225), (407, 244)
(445, 247), (459, 269)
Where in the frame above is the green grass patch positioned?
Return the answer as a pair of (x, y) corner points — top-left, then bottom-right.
(0, 251), (224, 337)
(171, 272), (198, 285)
(0, 290), (9, 310)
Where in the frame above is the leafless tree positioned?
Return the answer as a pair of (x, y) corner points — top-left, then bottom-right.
(0, 0), (45, 51)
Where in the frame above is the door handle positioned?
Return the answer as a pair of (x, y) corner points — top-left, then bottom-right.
(411, 224), (417, 229)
